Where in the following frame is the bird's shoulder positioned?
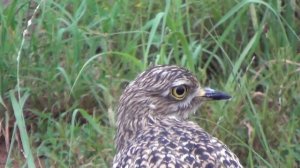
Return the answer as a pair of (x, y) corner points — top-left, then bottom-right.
(113, 120), (242, 168)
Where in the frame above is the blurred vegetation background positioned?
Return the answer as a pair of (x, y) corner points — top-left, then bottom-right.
(0, 0), (299, 167)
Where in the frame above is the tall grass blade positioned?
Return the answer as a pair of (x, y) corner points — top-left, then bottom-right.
(9, 91), (35, 168)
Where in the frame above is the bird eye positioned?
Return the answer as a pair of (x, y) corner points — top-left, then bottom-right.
(171, 85), (188, 100)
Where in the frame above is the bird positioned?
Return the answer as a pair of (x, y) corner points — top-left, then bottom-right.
(113, 65), (242, 168)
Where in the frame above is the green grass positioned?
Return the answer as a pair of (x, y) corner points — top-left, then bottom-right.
(0, 0), (299, 167)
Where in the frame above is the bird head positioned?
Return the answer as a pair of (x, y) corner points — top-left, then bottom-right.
(117, 65), (231, 121)
(115, 65), (231, 151)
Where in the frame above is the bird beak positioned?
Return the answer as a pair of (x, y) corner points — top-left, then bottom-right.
(198, 87), (231, 100)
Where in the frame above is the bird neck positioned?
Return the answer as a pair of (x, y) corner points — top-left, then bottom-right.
(114, 92), (189, 152)
(115, 113), (155, 150)
(115, 100), (155, 151)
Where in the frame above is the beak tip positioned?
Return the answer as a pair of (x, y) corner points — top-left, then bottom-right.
(224, 95), (232, 100)
(212, 93), (232, 100)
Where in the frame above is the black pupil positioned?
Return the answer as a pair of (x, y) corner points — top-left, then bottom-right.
(176, 86), (185, 96)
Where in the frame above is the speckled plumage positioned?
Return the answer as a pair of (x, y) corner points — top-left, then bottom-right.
(113, 65), (242, 168)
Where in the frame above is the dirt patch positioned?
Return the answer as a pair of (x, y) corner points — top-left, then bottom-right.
(0, 140), (7, 167)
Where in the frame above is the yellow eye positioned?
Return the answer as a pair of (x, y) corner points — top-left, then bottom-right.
(171, 85), (188, 100)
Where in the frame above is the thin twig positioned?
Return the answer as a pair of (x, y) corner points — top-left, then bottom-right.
(16, 1), (43, 100)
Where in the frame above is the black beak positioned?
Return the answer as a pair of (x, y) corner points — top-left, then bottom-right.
(199, 87), (231, 100)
